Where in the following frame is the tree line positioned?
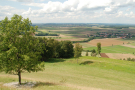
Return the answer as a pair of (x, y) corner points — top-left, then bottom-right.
(35, 32), (59, 36)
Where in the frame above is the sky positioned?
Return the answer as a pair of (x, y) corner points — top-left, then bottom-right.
(0, 0), (135, 24)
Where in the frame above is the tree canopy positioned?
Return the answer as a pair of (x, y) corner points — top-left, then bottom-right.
(0, 14), (44, 84)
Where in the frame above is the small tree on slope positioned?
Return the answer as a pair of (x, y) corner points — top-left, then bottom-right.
(74, 43), (83, 63)
(97, 43), (101, 57)
(0, 14), (45, 85)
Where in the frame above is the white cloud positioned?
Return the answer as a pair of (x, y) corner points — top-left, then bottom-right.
(10, 0), (34, 2)
(20, 0), (135, 23)
(0, 5), (25, 20)
(2, 0), (135, 23)
(116, 11), (123, 17)
(22, 0), (113, 15)
(130, 11), (133, 15)
(23, 3), (45, 7)
(22, 7), (32, 15)
(104, 7), (112, 12)
(124, 11), (135, 18)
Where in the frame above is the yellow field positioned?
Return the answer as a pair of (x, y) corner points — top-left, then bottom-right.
(88, 38), (128, 46)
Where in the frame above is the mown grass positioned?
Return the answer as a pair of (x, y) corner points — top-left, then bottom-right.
(80, 43), (93, 48)
(118, 38), (135, 42)
(0, 57), (135, 90)
(84, 45), (135, 54)
(130, 42), (135, 46)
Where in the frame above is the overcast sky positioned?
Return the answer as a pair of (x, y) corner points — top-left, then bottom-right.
(0, 0), (135, 24)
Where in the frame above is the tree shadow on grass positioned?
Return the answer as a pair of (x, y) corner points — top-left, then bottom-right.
(45, 58), (65, 63)
(34, 82), (58, 88)
(79, 61), (93, 65)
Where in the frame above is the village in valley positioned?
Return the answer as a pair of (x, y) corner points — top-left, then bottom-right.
(87, 32), (133, 39)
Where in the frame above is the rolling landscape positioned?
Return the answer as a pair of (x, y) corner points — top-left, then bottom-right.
(1, 0), (135, 90)
(35, 23), (135, 60)
(0, 22), (135, 90)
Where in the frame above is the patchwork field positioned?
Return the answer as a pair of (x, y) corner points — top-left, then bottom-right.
(87, 38), (128, 47)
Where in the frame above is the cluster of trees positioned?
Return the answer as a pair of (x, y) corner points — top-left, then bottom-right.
(91, 43), (101, 57)
(72, 36), (95, 43)
(0, 14), (83, 85)
(38, 37), (74, 60)
(35, 32), (58, 36)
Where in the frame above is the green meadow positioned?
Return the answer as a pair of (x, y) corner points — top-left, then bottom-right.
(0, 57), (135, 90)
(83, 45), (135, 54)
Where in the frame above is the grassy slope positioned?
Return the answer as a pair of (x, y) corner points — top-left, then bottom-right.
(0, 57), (135, 90)
(84, 45), (135, 54)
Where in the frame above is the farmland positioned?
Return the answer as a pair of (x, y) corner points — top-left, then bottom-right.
(87, 38), (128, 46)
(35, 23), (135, 60)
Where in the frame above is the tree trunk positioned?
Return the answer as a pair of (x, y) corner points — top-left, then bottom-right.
(18, 71), (21, 85)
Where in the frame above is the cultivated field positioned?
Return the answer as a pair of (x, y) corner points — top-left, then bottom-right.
(87, 38), (128, 47)
(0, 57), (135, 90)
(106, 53), (135, 60)
(55, 38), (86, 41)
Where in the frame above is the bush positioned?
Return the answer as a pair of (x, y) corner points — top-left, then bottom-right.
(91, 49), (96, 57)
(86, 51), (88, 56)
(91, 53), (97, 57)
(127, 58), (135, 62)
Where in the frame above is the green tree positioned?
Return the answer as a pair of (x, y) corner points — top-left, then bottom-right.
(86, 50), (88, 56)
(0, 14), (44, 84)
(91, 49), (96, 57)
(97, 43), (101, 55)
(59, 41), (74, 58)
(74, 43), (83, 63)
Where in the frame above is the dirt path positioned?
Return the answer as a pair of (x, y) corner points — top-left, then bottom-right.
(65, 83), (103, 90)
(0, 75), (103, 90)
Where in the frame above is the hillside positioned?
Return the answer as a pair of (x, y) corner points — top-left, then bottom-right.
(0, 56), (135, 90)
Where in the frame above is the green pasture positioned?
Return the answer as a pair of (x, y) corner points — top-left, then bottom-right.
(80, 43), (94, 48)
(83, 45), (135, 54)
(129, 42), (135, 46)
(0, 57), (135, 90)
(118, 38), (135, 42)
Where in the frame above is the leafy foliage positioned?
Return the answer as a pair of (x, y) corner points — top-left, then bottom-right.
(85, 51), (88, 56)
(74, 43), (83, 58)
(97, 43), (101, 54)
(0, 14), (44, 84)
(59, 41), (74, 58)
(91, 49), (97, 57)
(37, 38), (74, 61)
